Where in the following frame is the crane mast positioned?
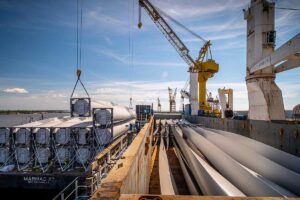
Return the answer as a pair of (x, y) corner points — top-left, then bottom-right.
(157, 97), (161, 112)
(168, 87), (177, 112)
(139, 0), (219, 115)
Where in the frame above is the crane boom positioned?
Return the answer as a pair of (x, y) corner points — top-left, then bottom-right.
(138, 0), (195, 67)
(139, 0), (219, 115)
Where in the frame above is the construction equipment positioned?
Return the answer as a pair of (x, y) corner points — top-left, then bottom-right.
(218, 88), (233, 118)
(70, 0), (91, 118)
(70, 69), (91, 117)
(138, 0), (219, 115)
(129, 97), (133, 109)
(168, 87), (177, 112)
(157, 98), (161, 112)
(206, 92), (221, 118)
(244, 0), (300, 120)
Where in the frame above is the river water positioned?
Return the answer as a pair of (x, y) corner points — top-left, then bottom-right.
(0, 112), (69, 127)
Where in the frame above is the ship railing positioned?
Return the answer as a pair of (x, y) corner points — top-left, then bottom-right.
(52, 176), (89, 200)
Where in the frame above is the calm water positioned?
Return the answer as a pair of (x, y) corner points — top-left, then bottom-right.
(0, 112), (69, 127)
(0, 111), (294, 127)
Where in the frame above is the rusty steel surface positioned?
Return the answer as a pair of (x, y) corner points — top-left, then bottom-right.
(91, 117), (154, 200)
(149, 145), (161, 194)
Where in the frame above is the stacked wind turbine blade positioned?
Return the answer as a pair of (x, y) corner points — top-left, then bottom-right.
(180, 126), (292, 197)
(173, 118), (300, 197)
(171, 126), (245, 196)
(191, 126), (300, 197)
(206, 128), (300, 174)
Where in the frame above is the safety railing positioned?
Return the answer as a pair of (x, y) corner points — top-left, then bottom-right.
(52, 177), (87, 200)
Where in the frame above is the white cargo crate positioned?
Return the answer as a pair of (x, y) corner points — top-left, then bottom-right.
(35, 147), (50, 164)
(76, 128), (89, 145)
(55, 147), (71, 164)
(0, 147), (10, 163)
(76, 147), (90, 164)
(94, 128), (112, 146)
(35, 128), (51, 145)
(15, 147), (30, 164)
(14, 128), (30, 145)
(70, 98), (91, 117)
(54, 128), (71, 145)
(94, 109), (112, 126)
(0, 128), (10, 145)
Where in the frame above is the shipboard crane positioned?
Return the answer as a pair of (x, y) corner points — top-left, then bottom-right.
(157, 97), (161, 112)
(138, 0), (219, 113)
(168, 87), (177, 112)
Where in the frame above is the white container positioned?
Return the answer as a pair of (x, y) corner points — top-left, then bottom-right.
(35, 128), (51, 145)
(94, 128), (112, 146)
(54, 128), (70, 144)
(94, 109), (112, 126)
(94, 122), (131, 146)
(76, 147), (90, 164)
(76, 128), (89, 145)
(15, 147), (30, 164)
(36, 147), (50, 164)
(0, 147), (10, 163)
(15, 128), (30, 145)
(73, 99), (90, 116)
(0, 128), (10, 145)
(55, 147), (71, 164)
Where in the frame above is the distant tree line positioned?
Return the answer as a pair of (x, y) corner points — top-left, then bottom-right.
(0, 110), (69, 114)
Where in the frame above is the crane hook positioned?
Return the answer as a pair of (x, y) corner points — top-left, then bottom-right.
(138, 4), (142, 29)
(76, 69), (81, 78)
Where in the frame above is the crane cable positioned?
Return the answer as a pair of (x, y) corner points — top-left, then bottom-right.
(154, 6), (207, 43)
(128, 0), (134, 108)
(154, 6), (214, 60)
(71, 0), (90, 98)
(275, 7), (300, 11)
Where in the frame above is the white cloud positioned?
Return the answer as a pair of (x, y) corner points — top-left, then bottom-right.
(0, 80), (299, 111)
(97, 49), (185, 67)
(3, 88), (28, 94)
(184, 32), (245, 43)
(213, 40), (246, 51)
(83, 6), (129, 32)
(152, 0), (248, 19)
(190, 18), (245, 34)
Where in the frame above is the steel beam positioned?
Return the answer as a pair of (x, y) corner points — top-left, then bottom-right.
(250, 33), (300, 73)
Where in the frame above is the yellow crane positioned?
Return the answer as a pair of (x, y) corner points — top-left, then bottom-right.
(138, 0), (219, 114)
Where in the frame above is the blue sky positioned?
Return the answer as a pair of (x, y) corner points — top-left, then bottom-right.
(0, 0), (299, 111)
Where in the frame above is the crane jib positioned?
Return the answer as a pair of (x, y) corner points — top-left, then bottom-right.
(139, 0), (195, 67)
